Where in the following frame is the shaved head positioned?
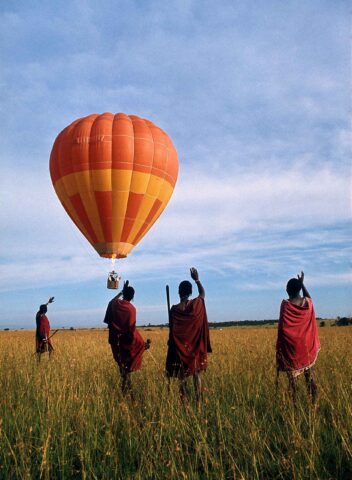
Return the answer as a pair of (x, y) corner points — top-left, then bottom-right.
(286, 278), (302, 297)
(179, 280), (192, 298)
(123, 286), (135, 301)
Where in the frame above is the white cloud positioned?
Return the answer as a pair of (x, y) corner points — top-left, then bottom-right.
(2, 163), (350, 251)
(0, 162), (350, 293)
(144, 165), (350, 245)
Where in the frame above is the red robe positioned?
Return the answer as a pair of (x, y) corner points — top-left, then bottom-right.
(35, 313), (53, 353)
(104, 298), (145, 373)
(276, 297), (320, 374)
(166, 297), (212, 378)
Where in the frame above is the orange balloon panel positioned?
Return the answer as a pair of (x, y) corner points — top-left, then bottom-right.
(50, 113), (178, 258)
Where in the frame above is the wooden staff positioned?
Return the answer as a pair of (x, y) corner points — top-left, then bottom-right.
(146, 348), (158, 366)
(166, 285), (171, 321)
(48, 329), (59, 340)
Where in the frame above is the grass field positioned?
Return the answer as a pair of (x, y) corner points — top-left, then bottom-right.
(0, 327), (351, 479)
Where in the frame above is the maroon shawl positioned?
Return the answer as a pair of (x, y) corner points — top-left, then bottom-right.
(276, 297), (320, 373)
(35, 313), (53, 353)
(166, 297), (212, 378)
(104, 299), (145, 372)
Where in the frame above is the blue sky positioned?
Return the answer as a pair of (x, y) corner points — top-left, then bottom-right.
(0, 0), (350, 328)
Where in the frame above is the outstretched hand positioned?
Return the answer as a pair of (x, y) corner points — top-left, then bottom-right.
(145, 339), (151, 350)
(190, 267), (199, 281)
(48, 297), (55, 304)
(297, 271), (304, 284)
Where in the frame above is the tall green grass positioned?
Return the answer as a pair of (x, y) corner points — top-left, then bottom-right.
(0, 327), (351, 479)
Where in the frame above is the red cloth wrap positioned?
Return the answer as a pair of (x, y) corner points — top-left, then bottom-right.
(166, 297), (212, 378)
(276, 298), (320, 372)
(104, 299), (145, 373)
(35, 313), (53, 353)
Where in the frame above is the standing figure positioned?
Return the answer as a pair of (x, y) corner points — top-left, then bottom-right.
(166, 268), (212, 403)
(35, 297), (55, 359)
(104, 281), (150, 395)
(276, 272), (320, 404)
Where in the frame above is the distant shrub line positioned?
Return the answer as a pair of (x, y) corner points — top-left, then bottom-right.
(4, 317), (351, 331)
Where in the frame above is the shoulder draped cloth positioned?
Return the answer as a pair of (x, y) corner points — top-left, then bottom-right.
(35, 313), (53, 353)
(104, 299), (145, 372)
(166, 297), (212, 378)
(276, 297), (320, 375)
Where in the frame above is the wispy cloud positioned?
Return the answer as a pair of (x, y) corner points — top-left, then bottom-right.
(0, 162), (350, 294)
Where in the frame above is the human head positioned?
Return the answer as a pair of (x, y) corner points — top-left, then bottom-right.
(286, 278), (302, 298)
(123, 285), (135, 302)
(39, 304), (47, 314)
(178, 280), (192, 299)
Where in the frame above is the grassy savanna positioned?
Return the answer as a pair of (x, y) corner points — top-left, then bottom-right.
(0, 327), (351, 479)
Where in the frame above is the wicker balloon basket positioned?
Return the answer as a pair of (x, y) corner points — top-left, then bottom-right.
(107, 271), (120, 289)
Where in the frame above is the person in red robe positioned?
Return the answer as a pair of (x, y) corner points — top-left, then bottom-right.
(276, 272), (320, 403)
(35, 297), (55, 359)
(166, 268), (212, 402)
(104, 281), (150, 394)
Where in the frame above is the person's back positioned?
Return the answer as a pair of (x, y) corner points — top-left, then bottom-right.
(276, 272), (320, 403)
(166, 268), (211, 402)
(35, 297), (54, 357)
(104, 281), (149, 394)
(106, 297), (137, 344)
(36, 309), (50, 338)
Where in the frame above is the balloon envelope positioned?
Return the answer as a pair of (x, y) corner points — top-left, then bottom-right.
(50, 113), (178, 258)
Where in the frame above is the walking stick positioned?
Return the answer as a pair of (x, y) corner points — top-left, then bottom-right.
(49, 329), (59, 340)
(166, 285), (171, 321)
(33, 329), (58, 356)
(144, 338), (153, 359)
(147, 349), (158, 366)
(166, 285), (172, 390)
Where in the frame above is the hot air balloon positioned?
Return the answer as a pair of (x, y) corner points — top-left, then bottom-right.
(50, 113), (178, 284)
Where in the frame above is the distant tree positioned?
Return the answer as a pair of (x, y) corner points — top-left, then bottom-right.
(320, 321), (326, 327)
(335, 317), (351, 326)
(4, 328), (9, 331)
(70, 326), (75, 331)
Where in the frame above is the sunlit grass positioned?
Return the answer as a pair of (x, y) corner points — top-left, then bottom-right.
(0, 327), (351, 479)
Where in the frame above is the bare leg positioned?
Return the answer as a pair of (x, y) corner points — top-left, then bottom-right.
(287, 372), (297, 404)
(304, 368), (317, 404)
(193, 373), (202, 404)
(36, 341), (46, 364)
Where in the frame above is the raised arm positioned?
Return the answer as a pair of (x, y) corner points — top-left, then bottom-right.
(297, 271), (311, 299)
(190, 267), (205, 299)
(114, 280), (129, 300)
(45, 297), (55, 306)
